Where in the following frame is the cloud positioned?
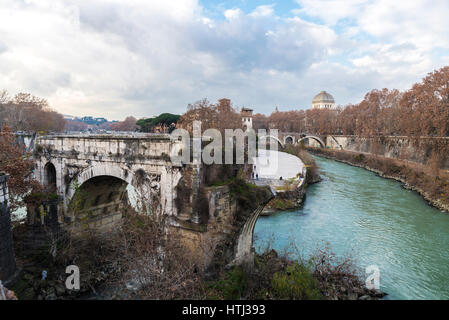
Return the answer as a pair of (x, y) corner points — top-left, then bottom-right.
(0, 0), (338, 118)
(358, 0), (449, 49)
(224, 8), (243, 20)
(249, 4), (275, 18)
(0, 0), (447, 119)
(293, 0), (368, 25)
(295, 0), (449, 91)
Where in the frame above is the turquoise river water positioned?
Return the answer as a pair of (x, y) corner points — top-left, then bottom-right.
(254, 156), (449, 300)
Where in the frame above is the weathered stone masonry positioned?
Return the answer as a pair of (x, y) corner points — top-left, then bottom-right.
(0, 172), (17, 284)
(33, 134), (185, 227)
(326, 135), (449, 170)
(32, 133), (274, 268)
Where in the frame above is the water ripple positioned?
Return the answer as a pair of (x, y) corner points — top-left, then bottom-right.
(254, 155), (449, 300)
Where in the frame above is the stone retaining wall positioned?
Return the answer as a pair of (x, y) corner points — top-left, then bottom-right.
(327, 136), (449, 170)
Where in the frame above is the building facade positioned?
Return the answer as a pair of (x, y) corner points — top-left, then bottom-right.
(241, 107), (253, 130)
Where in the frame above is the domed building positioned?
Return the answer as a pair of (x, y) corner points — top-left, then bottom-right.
(312, 91), (335, 109)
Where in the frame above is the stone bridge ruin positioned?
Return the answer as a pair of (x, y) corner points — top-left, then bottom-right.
(34, 133), (183, 229)
(32, 133), (274, 268)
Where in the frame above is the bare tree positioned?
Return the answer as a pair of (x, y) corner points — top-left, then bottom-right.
(110, 116), (138, 131)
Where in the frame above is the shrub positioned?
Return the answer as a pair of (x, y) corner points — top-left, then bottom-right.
(210, 266), (247, 299)
(353, 153), (365, 162)
(271, 263), (322, 300)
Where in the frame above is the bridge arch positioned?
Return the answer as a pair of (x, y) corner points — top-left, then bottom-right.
(65, 163), (161, 219)
(259, 135), (285, 149)
(284, 136), (294, 145)
(43, 161), (57, 192)
(297, 135), (326, 148)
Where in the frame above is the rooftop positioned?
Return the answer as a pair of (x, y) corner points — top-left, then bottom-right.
(312, 91), (335, 103)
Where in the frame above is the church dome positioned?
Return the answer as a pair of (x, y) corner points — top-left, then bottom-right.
(312, 91), (335, 104)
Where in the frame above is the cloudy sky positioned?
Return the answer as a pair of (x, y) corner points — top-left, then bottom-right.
(1, 0), (449, 120)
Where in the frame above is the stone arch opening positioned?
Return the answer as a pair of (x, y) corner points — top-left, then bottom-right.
(44, 162), (57, 192)
(65, 164), (163, 227)
(298, 136), (325, 148)
(68, 175), (129, 229)
(285, 136), (294, 144)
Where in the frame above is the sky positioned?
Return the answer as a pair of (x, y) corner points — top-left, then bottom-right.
(1, 0), (449, 120)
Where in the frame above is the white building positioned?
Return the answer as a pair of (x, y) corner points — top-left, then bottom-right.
(241, 107), (253, 130)
(312, 91), (335, 109)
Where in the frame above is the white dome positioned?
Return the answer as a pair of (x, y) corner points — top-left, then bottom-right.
(312, 91), (335, 104)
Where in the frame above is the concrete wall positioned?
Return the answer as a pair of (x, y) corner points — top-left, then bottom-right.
(326, 135), (449, 170)
(0, 173), (17, 283)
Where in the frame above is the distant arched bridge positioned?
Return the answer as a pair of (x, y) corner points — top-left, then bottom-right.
(280, 132), (325, 147)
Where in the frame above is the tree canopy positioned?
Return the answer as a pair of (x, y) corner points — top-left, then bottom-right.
(252, 66), (449, 137)
(0, 91), (65, 133)
(137, 113), (180, 132)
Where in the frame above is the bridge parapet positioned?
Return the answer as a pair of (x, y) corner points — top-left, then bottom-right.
(35, 133), (177, 163)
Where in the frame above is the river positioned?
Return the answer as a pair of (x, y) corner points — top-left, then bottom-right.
(254, 155), (449, 300)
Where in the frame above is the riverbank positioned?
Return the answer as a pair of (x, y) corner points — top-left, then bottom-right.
(205, 248), (385, 300)
(11, 223), (125, 300)
(251, 149), (309, 215)
(307, 147), (449, 213)
(10, 208), (385, 300)
(261, 147), (321, 215)
(262, 188), (306, 215)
